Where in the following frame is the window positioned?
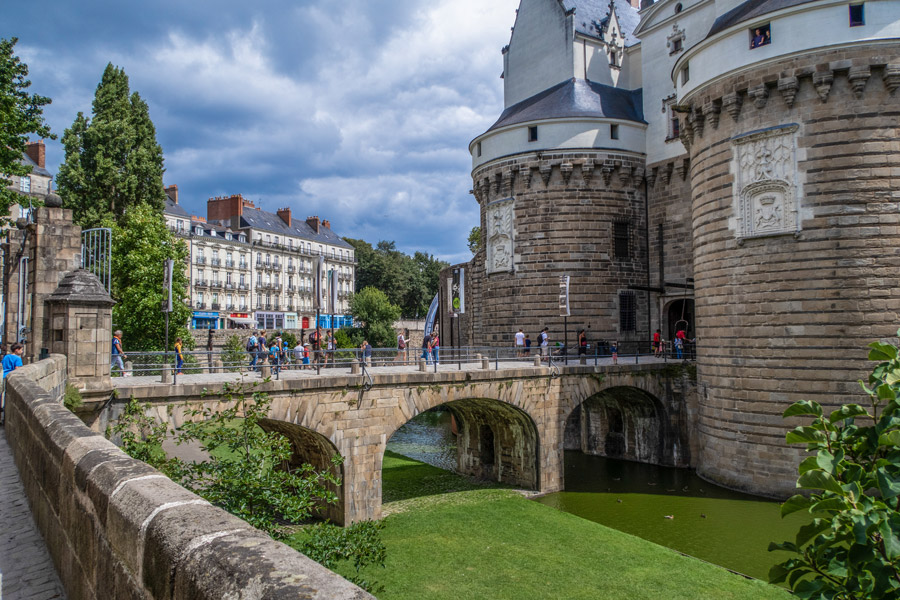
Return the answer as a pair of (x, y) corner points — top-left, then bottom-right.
(225, 233), (232, 240)
(671, 38), (683, 53)
(195, 226), (203, 235)
(528, 126), (538, 142)
(681, 62), (690, 85)
(613, 220), (630, 259)
(19, 176), (31, 193)
(609, 50), (617, 67)
(610, 124), (620, 140)
(476, 142), (482, 157)
(849, 3), (864, 26)
(749, 24), (771, 49)
(619, 292), (636, 332)
(665, 97), (681, 140)
(274, 236), (279, 245)
(674, 2), (683, 12)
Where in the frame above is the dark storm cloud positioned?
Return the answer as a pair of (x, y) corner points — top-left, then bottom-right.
(2, 0), (518, 261)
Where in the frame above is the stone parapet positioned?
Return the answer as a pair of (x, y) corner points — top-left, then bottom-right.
(4, 355), (373, 600)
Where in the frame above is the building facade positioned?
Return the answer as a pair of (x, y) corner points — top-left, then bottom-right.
(5, 140), (54, 217)
(444, 0), (900, 498)
(164, 187), (355, 330)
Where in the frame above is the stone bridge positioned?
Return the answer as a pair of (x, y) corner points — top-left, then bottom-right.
(106, 361), (698, 524)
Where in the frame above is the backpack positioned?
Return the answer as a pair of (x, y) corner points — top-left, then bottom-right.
(247, 336), (256, 351)
(537, 332), (545, 344)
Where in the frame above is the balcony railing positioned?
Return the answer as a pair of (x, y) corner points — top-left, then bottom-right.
(195, 302), (206, 309)
(238, 262), (249, 271)
(225, 260), (235, 268)
(194, 279), (208, 288)
(211, 303), (221, 310)
(238, 283), (249, 291)
(210, 258), (222, 267)
(196, 257), (207, 265)
(210, 281), (223, 289)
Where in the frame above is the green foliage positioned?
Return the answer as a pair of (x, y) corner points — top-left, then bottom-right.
(222, 335), (247, 372)
(107, 384), (386, 592)
(349, 287), (401, 348)
(107, 204), (192, 351)
(468, 225), (482, 255)
(63, 384), (83, 412)
(57, 63), (166, 229)
(0, 38), (54, 218)
(278, 331), (298, 350)
(343, 238), (448, 318)
(296, 520), (386, 592)
(770, 333), (900, 599)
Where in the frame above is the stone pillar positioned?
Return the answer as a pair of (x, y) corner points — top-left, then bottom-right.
(46, 269), (115, 402)
(3, 199), (82, 363)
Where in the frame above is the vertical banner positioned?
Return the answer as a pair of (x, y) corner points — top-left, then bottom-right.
(328, 269), (339, 315)
(315, 255), (326, 310)
(163, 259), (174, 313)
(559, 275), (570, 317)
(452, 267), (465, 314)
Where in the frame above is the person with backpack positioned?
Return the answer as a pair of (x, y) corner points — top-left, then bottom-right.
(269, 339), (281, 375)
(396, 329), (408, 362)
(421, 332), (433, 365)
(247, 332), (258, 371)
(538, 327), (549, 361)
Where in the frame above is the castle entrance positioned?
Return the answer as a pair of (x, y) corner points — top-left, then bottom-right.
(665, 298), (695, 341)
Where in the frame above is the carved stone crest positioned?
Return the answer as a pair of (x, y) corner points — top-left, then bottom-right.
(731, 124), (801, 240)
(486, 198), (515, 274)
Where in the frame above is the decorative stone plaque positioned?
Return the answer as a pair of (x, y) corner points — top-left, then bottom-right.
(731, 124), (800, 241)
(486, 197), (515, 274)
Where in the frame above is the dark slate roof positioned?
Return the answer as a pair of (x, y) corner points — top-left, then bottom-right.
(707, 0), (817, 37)
(49, 269), (115, 306)
(487, 78), (645, 132)
(237, 208), (353, 249)
(564, 0), (641, 46)
(21, 153), (51, 178)
(164, 198), (191, 218)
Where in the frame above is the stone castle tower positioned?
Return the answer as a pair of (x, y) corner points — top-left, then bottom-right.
(442, 0), (900, 497)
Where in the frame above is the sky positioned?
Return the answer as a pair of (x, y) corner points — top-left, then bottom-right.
(3, 0), (520, 264)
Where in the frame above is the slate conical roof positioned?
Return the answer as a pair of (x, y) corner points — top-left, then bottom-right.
(49, 269), (115, 306)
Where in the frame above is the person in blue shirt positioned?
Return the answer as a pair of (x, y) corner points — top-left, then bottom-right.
(111, 330), (126, 375)
(2, 344), (24, 379)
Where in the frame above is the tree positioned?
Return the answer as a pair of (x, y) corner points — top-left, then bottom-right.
(468, 225), (482, 255)
(107, 204), (192, 351)
(769, 333), (900, 599)
(0, 38), (54, 217)
(57, 63), (166, 229)
(349, 287), (401, 348)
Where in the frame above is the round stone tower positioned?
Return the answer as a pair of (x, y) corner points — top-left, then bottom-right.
(675, 1), (900, 496)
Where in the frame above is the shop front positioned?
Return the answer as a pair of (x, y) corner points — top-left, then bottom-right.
(227, 312), (256, 329)
(255, 311), (285, 331)
(284, 312), (299, 329)
(192, 311), (219, 329)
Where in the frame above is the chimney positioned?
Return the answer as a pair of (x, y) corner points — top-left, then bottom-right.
(306, 216), (320, 233)
(277, 207), (292, 227)
(207, 193), (253, 222)
(322, 219), (331, 229)
(165, 184), (179, 204)
(25, 140), (45, 169)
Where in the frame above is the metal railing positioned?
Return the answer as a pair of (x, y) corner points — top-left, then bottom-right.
(113, 342), (694, 382)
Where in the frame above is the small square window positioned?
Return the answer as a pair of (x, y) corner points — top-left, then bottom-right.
(19, 176), (31, 193)
(749, 24), (771, 49)
(671, 38), (683, 53)
(610, 124), (620, 140)
(849, 4), (864, 26)
(528, 126), (538, 142)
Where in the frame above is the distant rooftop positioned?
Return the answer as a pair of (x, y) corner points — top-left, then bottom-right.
(21, 153), (51, 178)
(236, 208), (353, 250)
(564, 0), (642, 47)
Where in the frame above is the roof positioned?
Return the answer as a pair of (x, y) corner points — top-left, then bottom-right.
(237, 208), (353, 250)
(487, 78), (645, 132)
(707, 0), (817, 37)
(164, 198), (191, 218)
(563, 0), (642, 46)
(21, 153), (51, 178)
(49, 270), (115, 306)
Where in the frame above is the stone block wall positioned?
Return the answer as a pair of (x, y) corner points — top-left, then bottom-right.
(4, 355), (372, 600)
(682, 46), (900, 497)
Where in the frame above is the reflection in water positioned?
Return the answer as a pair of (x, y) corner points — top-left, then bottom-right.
(385, 409), (806, 583)
(386, 409), (457, 472)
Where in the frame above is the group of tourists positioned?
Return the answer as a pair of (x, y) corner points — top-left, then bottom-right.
(512, 326), (693, 362)
(247, 329), (336, 373)
(420, 330), (440, 365)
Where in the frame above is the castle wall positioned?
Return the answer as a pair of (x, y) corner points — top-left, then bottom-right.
(682, 46), (900, 496)
(458, 150), (652, 349)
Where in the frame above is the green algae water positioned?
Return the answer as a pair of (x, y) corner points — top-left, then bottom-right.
(388, 410), (808, 583)
(534, 451), (809, 582)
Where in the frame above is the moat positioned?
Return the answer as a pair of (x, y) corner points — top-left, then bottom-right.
(386, 409), (807, 582)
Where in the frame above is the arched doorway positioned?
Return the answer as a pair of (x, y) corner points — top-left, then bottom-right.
(257, 419), (344, 525)
(666, 298), (695, 341)
(565, 386), (666, 465)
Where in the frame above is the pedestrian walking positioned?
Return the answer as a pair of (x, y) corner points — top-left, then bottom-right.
(431, 331), (440, 364)
(396, 329), (408, 362)
(524, 335), (531, 356)
(174, 337), (184, 374)
(1, 343), (24, 425)
(269, 340), (281, 375)
(257, 331), (268, 368)
(421, 332), (433, 365)
(611, 340), (618, 365)
(653, 329), (662, 357)
(247, 332), (259, 371)
(675, 329), (686, 360)
(577, 329), (587, 356)
(515, 328), (525, 356)
(111, 330), (127, 375)
(539, 327), (549, 361)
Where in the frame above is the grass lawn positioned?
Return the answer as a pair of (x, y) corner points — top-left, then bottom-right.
(310, 452), (790, 600)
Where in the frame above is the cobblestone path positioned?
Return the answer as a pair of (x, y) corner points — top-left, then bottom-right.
(0, 427), (66, 600)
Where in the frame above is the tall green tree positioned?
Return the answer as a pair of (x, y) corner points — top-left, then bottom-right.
(106, 204), (192, 351)
(349, 287), (401, 348)
(57, 63), (165, 229)
(0, 37), (54, 216)
(467, 225), (482, 255)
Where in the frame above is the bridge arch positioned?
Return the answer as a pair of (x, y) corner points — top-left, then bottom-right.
(384, 397), (540, 495)
(257, 419), (345, 525)
(564, 386), (668, 465)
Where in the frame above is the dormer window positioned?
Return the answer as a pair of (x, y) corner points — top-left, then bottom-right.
(239, 235), (246, 243)
(195, 226), (203, 235)
(225, 233), (232, 240)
